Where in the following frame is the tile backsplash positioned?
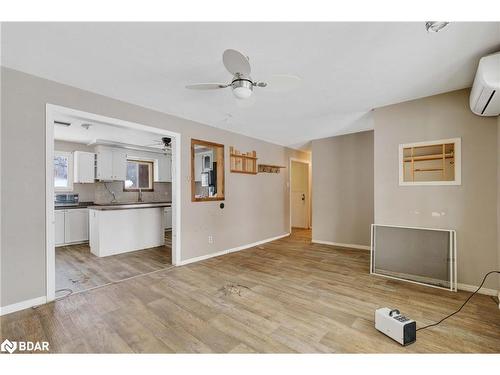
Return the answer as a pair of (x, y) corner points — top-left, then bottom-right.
(94, 181), (172, 204)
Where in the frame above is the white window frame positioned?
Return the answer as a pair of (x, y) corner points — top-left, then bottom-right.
(54, 151), (74, 192)
(398, 137), (461, 186)
(124, 158), (154, 191)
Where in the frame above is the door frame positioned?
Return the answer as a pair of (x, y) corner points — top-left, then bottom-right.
(289, 157), (311, 232)
(46, 104), (182, 302)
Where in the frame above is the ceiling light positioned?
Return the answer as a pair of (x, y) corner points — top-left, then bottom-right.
(425, 21), (450, 33)
(233, 86), (252, 99)
(231, 79), (253, 99)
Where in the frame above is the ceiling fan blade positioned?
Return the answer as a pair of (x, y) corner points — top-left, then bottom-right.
(223, 49), (251, 75)
(186, 83), (228, 90)
(263, 74), (301, 92)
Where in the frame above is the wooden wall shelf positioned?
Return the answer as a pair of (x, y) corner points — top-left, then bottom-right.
(258, 164), (286, 174)
(230, 147), (257, 174)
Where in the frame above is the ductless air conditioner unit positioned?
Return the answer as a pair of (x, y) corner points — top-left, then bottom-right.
(470, 52), (500, 116)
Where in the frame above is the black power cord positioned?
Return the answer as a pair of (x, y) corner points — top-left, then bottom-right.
(417, 270), (500, 332)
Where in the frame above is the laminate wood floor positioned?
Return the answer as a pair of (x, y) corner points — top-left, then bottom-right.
(55, 230), (172, 293)
(2, 229), (499, 353)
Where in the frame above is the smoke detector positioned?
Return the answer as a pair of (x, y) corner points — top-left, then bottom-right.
(425, 22), (450, 33)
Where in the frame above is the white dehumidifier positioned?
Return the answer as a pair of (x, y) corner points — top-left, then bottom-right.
(375, 307), (416, 346)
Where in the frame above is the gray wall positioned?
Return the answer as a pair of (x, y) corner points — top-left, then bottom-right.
(311, 131), (374, 247)
(1, 67), (309, 307)
(374, 89), (498, 289)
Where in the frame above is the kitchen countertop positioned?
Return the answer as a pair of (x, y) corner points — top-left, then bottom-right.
(88, 201), (172, 211)
(55, 202), (95, 210)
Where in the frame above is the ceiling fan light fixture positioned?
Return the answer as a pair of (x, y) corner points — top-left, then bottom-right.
(425, 21), (450, 33)
(233, 86), (253, 99)
(232, 79), (253, 99)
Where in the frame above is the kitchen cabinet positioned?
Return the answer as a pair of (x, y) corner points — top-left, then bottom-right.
(156, 154), (172, 182)
(55, 210), (65, 246)
(96, 147), (113, 180)
(194, 151), (213, 182)
(164, 206), (172, 229)
(64, 209), (89, 244)
(55, 208), (89, 246)
(89, 206), (165, 257)
(112, 149), (127, 181)
(96, 146), (127, 181)
(74, 151), (95, 183)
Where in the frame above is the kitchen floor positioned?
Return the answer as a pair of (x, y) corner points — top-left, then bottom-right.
(56, 230), (172, 294)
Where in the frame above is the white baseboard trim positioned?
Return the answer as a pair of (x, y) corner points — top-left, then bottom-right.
(457, 283), (499, 297)
(0, 296), (47, 316)
(312, 239), (370, 251)
(178, 233), (290, 266)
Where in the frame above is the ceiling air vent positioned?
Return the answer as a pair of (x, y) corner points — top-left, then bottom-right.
(54, 120), (71, 126)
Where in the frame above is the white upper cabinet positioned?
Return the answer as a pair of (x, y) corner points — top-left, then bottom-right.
(73, 151), (95, 183)
(194, 153), (202, 182)
(194, 151), (212, 182)
(96, 147), (113, 181)
(156, 154), (172, 182)
(112, 149), (127, 181)
(95, 146), (127, 181)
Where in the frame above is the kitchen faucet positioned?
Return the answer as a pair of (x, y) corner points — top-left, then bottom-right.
(138, 188), (143, 202)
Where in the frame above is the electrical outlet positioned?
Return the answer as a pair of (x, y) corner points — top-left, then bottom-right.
(208, 235), (214, 244)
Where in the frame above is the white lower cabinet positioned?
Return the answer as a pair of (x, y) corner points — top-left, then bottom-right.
(55, 210), (65, 246)
(164, 207), (172, 229)
(55, 208), (89, 246)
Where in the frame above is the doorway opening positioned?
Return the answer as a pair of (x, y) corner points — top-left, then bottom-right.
(46, 104), (181, 302)
(289, 158), (311, 232)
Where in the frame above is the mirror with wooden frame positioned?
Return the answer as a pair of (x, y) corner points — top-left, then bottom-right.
(191, 138), (225, 201)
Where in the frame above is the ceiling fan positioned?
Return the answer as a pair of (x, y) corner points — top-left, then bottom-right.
(144, 137), (172, 152)
(186, 49), (300, 100)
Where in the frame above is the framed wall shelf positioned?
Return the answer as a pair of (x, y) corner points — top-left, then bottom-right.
(230, 147), (257, 174)
(398, 138), (461, 186)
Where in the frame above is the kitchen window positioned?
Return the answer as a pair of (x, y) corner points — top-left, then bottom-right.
(124, 159), (154, 191)
(54, 151), (73, 191)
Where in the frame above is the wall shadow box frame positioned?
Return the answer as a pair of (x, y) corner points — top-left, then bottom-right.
(398, 138), (461, 186)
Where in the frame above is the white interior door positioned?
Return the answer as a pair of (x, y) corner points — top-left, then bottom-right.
(291, 160), (309, 229)
(291, 191), (307, 228)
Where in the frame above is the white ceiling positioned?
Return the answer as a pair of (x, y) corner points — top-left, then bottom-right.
(2, 22), (500, 149)
(53, 113), (167, 149)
